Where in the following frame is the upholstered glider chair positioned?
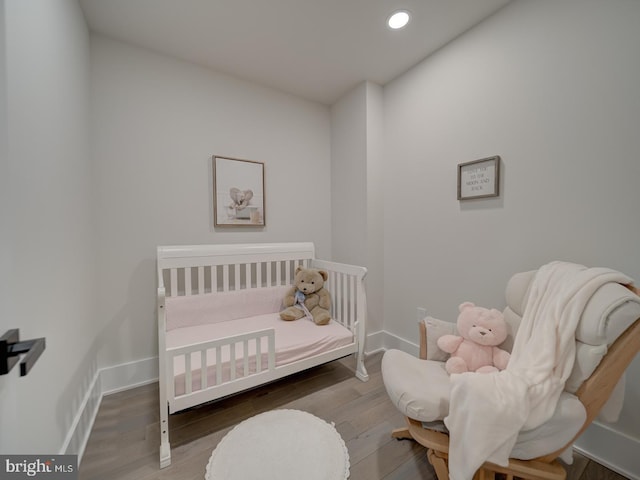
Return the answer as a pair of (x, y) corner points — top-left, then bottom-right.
(382, 262), (640, 480)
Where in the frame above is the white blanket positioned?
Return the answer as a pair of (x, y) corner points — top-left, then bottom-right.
(444, 261), (633, 480)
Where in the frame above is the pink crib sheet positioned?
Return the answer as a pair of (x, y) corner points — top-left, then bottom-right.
(166, 313), (354, 396)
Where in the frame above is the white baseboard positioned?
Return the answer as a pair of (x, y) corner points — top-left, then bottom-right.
(99, 356), (158, 395)
(59, 368), (102, 459)
(376, 329), (419, 357)
(575, 421), (640, 480)
(63, 357), (159, 464)
(364, 330), (385, 354)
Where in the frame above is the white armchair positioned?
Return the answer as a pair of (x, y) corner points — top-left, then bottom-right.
(382, 263), (640, 480)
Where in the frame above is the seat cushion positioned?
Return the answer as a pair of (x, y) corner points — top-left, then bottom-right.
(510, 392), (586, 460)
(381, 349), (451, 422)
(382, 349), (587, 459)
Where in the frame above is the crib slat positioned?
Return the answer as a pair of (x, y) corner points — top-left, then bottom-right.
(243, 340), (249, 376)
(257, 262), (262, 288)
(340, 273), (347, 322)
(185, 354), (192, 394)
(211, 265), (218, 293)
(256, 338), (262, 372)
(266, 262), (272, 287)
(201, 349), (207, 389)
(349, 275), (355, 328)
(276, 261), (282, 286)
(234, 264), (240, 291)
(329, 271), (337, 316)
(216, 348), (222, 385)
(198, 267), (205, 294)
(230, 344), (236, 380)
(343, 273), (349, 322)
(285, 261), (291, 284)
(222, 265), (229, 292)
(268, 335), (276, 370)
(245, 263), (251, 289)
(185, 268), (192, 296)
(170, 269), (177, 297)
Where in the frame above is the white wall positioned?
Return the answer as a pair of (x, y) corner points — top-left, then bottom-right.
(382, 0), (640, 475)
(365, 82), (385, 345)
(0, 0), (96, 454)
(0, 0), (9, 365)
(331, 83), (368, 265)
(90, 36), (332, 367)
(330, 82), (385, 339)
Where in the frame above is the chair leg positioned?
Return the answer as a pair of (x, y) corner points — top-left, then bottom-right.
(391, 427), (414, 440)
(427, 449), (450, 480)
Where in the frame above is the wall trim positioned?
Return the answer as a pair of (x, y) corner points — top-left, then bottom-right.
(364, 330), (385, 354)
(100, 356), (159, 395)
(378, 329), (419, 357)
(59, 368), (102, 459)
(64, 357), (159, 464)
(575, 420), (640, 480)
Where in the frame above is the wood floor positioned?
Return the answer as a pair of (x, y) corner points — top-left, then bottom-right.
(80, 352), (629, 480)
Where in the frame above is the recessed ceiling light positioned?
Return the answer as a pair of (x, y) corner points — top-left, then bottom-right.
(387, 10), (410, 29)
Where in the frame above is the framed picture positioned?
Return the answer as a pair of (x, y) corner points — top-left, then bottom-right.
(457, 156), (500, 200)
(213, 156), (265, 226)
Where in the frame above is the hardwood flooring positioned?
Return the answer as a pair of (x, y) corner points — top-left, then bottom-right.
(80, 352), (629, 480)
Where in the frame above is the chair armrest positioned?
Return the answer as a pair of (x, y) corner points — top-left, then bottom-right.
(419, 319), (428, 360)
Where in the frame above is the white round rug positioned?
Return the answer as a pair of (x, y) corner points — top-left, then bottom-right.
(205, 409), (350, 480)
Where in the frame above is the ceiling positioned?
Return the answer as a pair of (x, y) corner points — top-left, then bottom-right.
(80, 0), (511, 105)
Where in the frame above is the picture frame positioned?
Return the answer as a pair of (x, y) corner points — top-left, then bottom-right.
(457, 156), (500, 200)
(213, 156), (265, 227)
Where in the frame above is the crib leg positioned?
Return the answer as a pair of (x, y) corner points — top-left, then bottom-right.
(159, 401), (171, 468)
(160, 442), (171, 469)
(355, 350), (369, 382)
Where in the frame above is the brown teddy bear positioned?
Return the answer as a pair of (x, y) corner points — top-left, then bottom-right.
(280, 266), (332, 325)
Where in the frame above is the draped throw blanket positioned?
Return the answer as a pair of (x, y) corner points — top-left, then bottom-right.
(443, 261), (633, 480)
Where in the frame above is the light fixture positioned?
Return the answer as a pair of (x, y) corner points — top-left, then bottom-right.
(387, 10), (410, 29)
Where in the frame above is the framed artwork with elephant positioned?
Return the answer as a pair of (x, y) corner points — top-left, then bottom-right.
(213, 156), (265, 227)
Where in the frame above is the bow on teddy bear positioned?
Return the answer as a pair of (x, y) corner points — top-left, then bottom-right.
(437, 302), (511, 374)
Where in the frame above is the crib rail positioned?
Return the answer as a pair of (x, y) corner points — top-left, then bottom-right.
(158, 243), (315, 297)
(312, 259), (367, 332)
(167, 328), (276, 413)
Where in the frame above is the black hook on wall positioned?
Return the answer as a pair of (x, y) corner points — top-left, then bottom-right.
(0, 329), (46, 377)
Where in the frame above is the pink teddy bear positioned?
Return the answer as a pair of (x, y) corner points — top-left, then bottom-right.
(437, 302), (511, 374)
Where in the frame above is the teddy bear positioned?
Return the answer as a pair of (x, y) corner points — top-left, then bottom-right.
(436, 302), (511, 374)
(280, 266), (332, 325)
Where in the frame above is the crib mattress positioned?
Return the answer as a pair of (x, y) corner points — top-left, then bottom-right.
(166, 313), (354, 396)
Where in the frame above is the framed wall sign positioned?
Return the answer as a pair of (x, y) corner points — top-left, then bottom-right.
(457, 156), (500, 200)
(213, 156), (265, 226)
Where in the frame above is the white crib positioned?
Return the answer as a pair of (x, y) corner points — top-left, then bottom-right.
(157, 242), (368, 467)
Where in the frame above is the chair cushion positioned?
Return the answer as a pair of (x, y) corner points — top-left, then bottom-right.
(382, 349), (450, 422)
(510, 392), (586, 460)
(504, 270), (640, 394)
(381, 349), (587, 460)
(505, 270), (640, 347)
(577, 282), (640, 346)
(423, 317), (456, 362)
